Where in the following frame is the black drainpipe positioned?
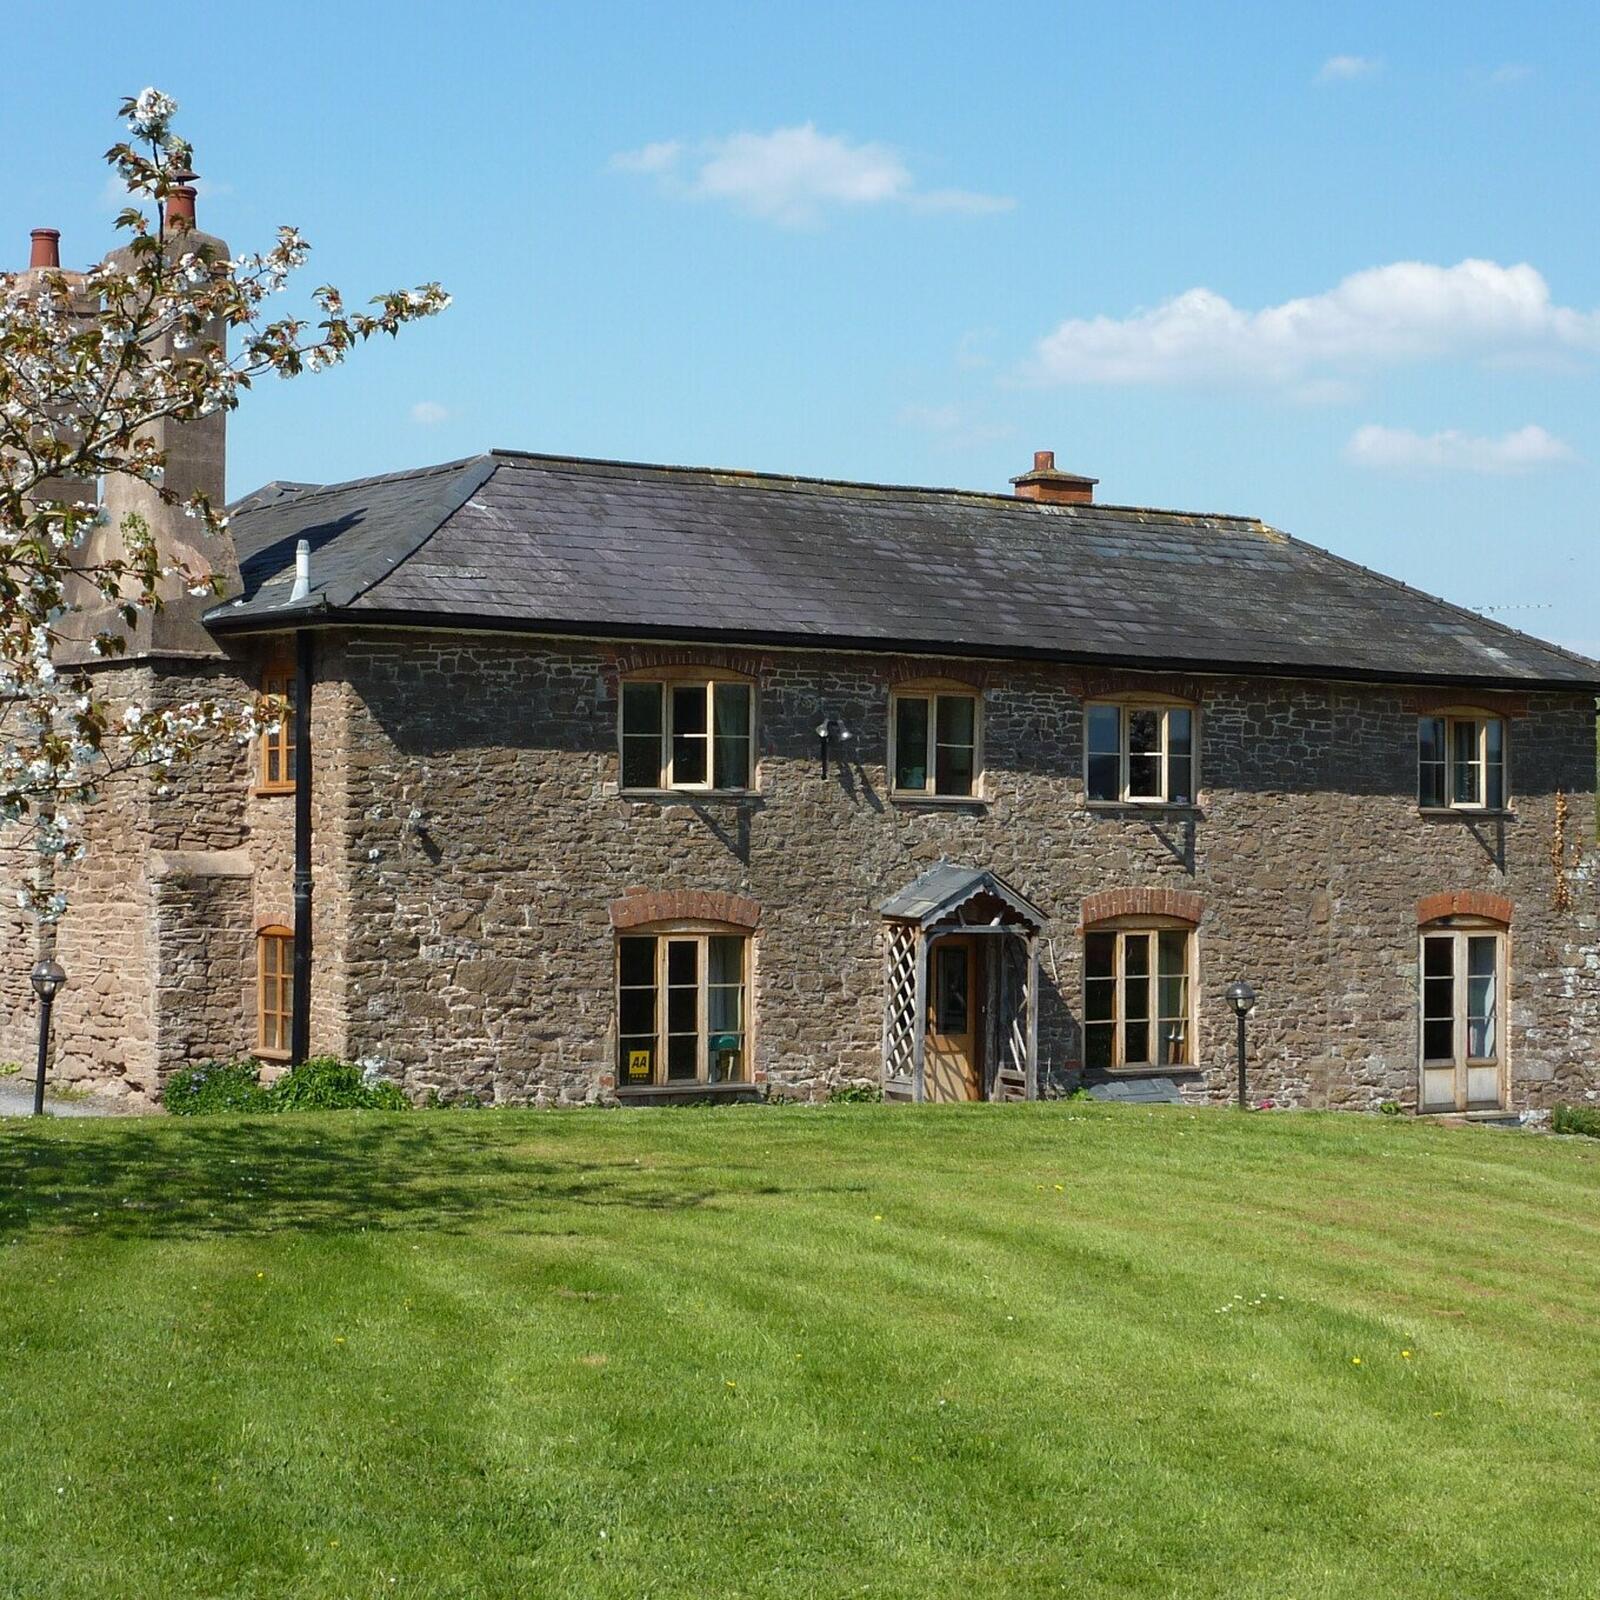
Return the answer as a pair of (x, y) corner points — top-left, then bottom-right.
(290, 628), (314, 1065)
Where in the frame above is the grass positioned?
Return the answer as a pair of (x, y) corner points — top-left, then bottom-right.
(1, 1105), (1598, 1599)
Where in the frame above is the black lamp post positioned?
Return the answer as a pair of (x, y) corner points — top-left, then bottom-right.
(29, 959), (66, 1117)
(1224, 979), (1257, 1110)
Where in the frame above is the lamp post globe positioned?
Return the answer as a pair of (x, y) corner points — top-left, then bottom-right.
(1224, 980), (1257, 1109)
(28, 959), (66, 1116)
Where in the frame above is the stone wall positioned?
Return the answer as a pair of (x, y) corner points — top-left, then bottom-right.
(329, 631), (1599, 1112)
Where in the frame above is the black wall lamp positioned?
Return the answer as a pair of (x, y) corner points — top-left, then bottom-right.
(814, 716), (853, 778)
(1225, 979), (1258, 1110)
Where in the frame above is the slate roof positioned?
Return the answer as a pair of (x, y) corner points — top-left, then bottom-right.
(879, 863), (1048, 930)
(206, 449), (1600, 690)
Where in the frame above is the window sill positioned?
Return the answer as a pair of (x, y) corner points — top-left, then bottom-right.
(616, 788), (763, 806)
(253, 785), (296, 799)
(616, 1081), (762, 1104)
(1084, 801), (1201, 815)
(889, 792), (988, 808)
(1084, 1064), (1203, 1079)
(255, 1047), (291, 1064)
(1418, 807), (1516, 820)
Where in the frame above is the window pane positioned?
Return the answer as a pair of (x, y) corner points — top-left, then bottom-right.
(934, 696), (976, 796)
(666, 1034), (698, 1080)
(1423, 936), (1453, 978)
(670, 685), (709, 785)
(1084, 979), (1115, 1023)
(1452, 720), (1481, 806)
(708, 1039), (744, 1084)
(1127, 709), (1161, 799)
(707, 933), (745, 1085)
(895, 697), (930, 791)
(1485, 719), (1505, 809)
(1467, 936), (1497, 1060)
(1422, 1019), (1454, 1062)
(1087, 754), (1121, 803)
(1158, 930), (1187, 1062)
(620, 1041), (655, 1084)
(1084, 1022), (1114, 1071)
(619, 987), (656, 1036)
(1418, 717), (1446, 807)
(619, 936), (655, 987)
(1165, 709), (1194, 804)
(1086, 704), (1120, 756)
(712, 683), (752, 790)
(935, 741), (974, 796)
(622, 681), (663, 736)
(935, 945), (969, 1032)
(1085, 932), (1115, 979)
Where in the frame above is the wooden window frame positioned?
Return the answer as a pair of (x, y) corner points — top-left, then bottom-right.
(1082, 918), (1196, 1072)
(615, 925), (752, 1088)
(1417, 713), (1508, 812)
(257, 926), (294, 1060)
(618, 669), (757, 794)
(888, 682), (983, 800)
(1418, 919), (1508, 1111)
(1084, 698), (1198, 807)
(256, 658), (296, 795)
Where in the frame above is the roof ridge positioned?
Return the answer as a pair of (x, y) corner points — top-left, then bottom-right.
(228, 454), (489, 516)
(486, 447), (1264, 524)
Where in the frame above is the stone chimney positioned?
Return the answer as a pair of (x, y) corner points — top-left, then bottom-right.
(1010, 450), (1097, 506)
(89, 178), (240, 659)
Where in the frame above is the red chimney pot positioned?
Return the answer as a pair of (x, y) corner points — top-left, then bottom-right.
(166, 185), (197, 231)
(29, 228), (61, 270)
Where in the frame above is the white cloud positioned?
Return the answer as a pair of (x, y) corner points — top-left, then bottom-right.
(1344, 423), (1576, 474)
(609, 140), (682, 175)
(409, 401), (449, 426)
(1028, 260), (1600, 389)
(1317, 54), (1383, 82)
(611, 123), (1012, 227)
(1487, 63), (1534, 85)
(896, 403), (1012, 448)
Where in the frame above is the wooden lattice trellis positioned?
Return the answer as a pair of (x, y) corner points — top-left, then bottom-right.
(882, 920), (921, 1096)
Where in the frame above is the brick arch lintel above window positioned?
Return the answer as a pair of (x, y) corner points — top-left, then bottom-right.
(606, 645), (767, 682)
(1407, 691), (1527, 718)
(885, 658), (990, 689)
(1417, 891), (1513, 927)
(1080, 887), (1204, 930)
(1075, 669), (1205, 704)
(610, 889), (762, 932)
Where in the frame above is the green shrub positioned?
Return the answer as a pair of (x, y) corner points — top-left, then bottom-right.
(164, 1060), (271, 1116)
(268, 1056), (409, 1112)
(828, 1083), (883, 1105)
(1553, 1104), (1600, 1139)
(1378, 1100), (1403, 1117)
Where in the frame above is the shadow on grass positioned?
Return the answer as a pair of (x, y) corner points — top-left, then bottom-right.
(0, 1116), (776, 1242)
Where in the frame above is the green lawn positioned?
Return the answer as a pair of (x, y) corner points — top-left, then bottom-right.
(2, 1104), (1598, 1599)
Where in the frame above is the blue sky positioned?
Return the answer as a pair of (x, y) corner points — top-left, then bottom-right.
(10, 0), (1600, 654)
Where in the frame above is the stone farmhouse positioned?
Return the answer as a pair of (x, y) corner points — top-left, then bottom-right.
(3, 207), (1598, 1114)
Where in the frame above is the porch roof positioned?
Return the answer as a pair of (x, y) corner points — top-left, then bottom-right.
(878, 862), (1047, 932)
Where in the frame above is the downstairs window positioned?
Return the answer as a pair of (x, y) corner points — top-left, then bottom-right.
(617, 932), (750, 1087)
(1083, 925), (1193, 1070)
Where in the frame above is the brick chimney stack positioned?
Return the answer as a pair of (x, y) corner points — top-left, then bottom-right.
(89, 174), (241, 659)
(1010, 450), (1097, 505)
(15, 228), (98, 517)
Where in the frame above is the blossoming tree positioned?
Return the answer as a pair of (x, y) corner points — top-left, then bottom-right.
(1, 90), (448, 916)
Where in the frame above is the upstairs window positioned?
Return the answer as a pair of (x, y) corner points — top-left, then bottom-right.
(1418, 716), (1505, 810)
(617, 931), (749, 1087)
(1083, 924), (1194, 1071)
(1085, 702), (1195, 805)
(257, 661), (296, 793)
(891, 687), (980, 798)
(621, 676), (754, 792)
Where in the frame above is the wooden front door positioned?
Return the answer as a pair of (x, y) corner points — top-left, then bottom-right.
(926, 937), (981, 1102)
